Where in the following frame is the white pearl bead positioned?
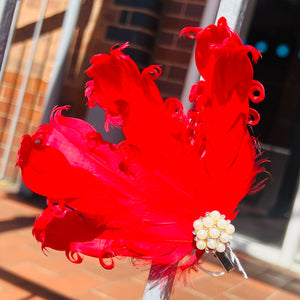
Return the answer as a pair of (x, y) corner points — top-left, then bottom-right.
(197, 229), (207, 239)
(210, 210), (221, 221)
(217, 219), (228, 229)
(203, 217), (214, 228)
(220, 233), (230, 243)
(225, 223), (235, 234)
(196, 240), (206, 250)
(209, 228), (220, 239)
(193, 219), (203, 230)
(216, 243), (226, 253)
(207, 239), (217, 249)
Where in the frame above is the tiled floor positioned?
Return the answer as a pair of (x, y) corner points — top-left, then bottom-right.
(1, 186), (300, 300)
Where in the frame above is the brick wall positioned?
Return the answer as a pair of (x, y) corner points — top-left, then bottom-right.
(59, 0), (206, 117)
(0, 0), (206, 183)
(59, 0), (164, 118)
(0, 0), (69, 181)
(153, 0), (205, 100)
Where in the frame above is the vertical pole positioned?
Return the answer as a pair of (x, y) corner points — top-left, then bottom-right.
(144, 1), (251, 299)
(0, 0), (21, 85)
(0, 0), (49, 180)
(215, 0), (250, 33)
(181, 0), (221, 111)
(143, 265), (176, 300)
(19, 0), (81, 194)
(0, 0), (18, 71)
(40, 0), (82, 124)
(181, 0), (251, 111)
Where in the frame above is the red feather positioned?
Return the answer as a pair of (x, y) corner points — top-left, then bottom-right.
(17, 18), (265, 279)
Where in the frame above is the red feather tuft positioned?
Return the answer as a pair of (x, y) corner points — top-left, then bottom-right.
(18, 18), (265, 281)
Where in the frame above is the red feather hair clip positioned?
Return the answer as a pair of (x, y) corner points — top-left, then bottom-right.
(17, 17), (265, 283)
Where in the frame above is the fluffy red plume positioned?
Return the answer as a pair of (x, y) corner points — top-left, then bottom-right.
(17, 17), (265, 280)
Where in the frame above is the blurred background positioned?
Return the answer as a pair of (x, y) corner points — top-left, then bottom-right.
(0, 0), (300, 299)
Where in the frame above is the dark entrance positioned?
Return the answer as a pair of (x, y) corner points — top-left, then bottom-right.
(234, 0), (300, 247)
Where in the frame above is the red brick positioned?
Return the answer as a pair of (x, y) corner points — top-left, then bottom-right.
(7, 103), (17, 116)
(185, 3), (205, 18)
(165, 1), (183, 15)
(85, 258), (149, 282)
(157, 31), (175, 45)
(177, 35), (196, 49)
(5, 262), (57, 285)
(6, 160), (18, 178)
(268, 290), (300, 300)
(23, 92), (35, 105)
(27, 78), (41, 92)
(37, 95), (45, 107)
(31, 109), (42, 122)
(0, 287), (31, 300)
(169, 66), (187, 81)
(16, 120), (29, 135)
(226, 279), (276, 300)
(39, 81), (48, 94)
(103, 8), (121, 23)
(155, 47), (191, 65)
(28, 123), (39, 135)
(2, 71), (18, 84)
(19, 106), (31, 120)
(12, 134), (22, 147)
(0, 116), (10, 128)
(75, 290), (113, 300)
(0, 232), (36, 250)
(16, 74), (24, 86)
(45, 271), (106, 296)
(156, 80), (183, 98)
(3, 86), (16, 99)
(171, 287), (207, 299)
(2, 87), (19, 102)
(192, 276), (233, 297)
(0, 131), (9, 144)
(212, 294), (239, 300)
(163, 16), (199, 31)
(35, 254), (88, 275)
(95, 279), (145, 300)
(0, 101), (10, 114)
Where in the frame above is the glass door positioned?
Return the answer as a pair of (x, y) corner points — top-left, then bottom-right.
(232, 0), (300, 270)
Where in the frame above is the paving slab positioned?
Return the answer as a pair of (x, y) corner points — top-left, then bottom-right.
(1, 187), (300, 300)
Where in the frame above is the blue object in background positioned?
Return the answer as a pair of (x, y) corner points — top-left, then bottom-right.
(276, 43), (290, 58)
(255, 40), (268, 54)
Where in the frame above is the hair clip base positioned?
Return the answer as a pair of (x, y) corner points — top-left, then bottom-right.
(214, 249), (236, 273)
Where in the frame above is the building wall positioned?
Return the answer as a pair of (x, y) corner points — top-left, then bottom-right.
(0, 0), (69, 181)
(61, 0), (206, 112)
(0, 0), (206, 183)
(153, 0), (205, 99)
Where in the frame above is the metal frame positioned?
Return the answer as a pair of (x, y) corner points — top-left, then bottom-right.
(19, 0), (81, 193)
(0, 0), (19, 71)
(181, 0), (221, 111)
(144, 0), (252, 298)
(0, 0), (21, 85)
(40, 0), (82, 124)
(0, 0), (48, 180)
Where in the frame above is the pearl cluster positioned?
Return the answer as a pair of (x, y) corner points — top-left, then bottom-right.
(193, 211), (235, 253)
